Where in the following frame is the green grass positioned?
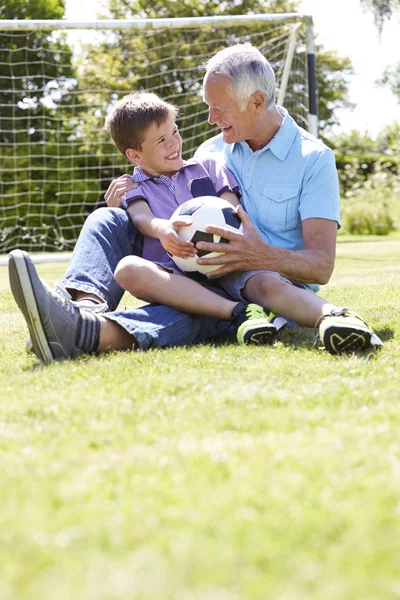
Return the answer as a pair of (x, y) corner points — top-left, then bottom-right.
(1, 234), (400, 600)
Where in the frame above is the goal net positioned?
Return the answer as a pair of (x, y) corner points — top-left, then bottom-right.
(0, 15), (315, 254)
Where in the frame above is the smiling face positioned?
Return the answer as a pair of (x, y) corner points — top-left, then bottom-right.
(203, 73), (261, 146)
(128, 113), (183, 177)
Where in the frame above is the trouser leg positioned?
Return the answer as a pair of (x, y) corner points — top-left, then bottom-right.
(61, 207), (142, 310)
(104, 287), (237, 350)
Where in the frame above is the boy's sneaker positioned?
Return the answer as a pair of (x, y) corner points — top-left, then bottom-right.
(317, 308), (383, 355)
(9, 250), (100, 363)
(235, 302), (287, 345)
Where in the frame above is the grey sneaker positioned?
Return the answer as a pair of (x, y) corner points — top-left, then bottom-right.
(317, 308), (383, 355)
(235, 303), (287, 345)
(9, 250), (99, 363)
(25, 284), (107, 354)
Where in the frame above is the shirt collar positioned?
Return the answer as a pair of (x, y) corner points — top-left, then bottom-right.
(229, 106), (298, 162)
(132, 160), (193, 182)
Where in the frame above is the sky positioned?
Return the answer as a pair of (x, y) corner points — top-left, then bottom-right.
(65, 0), (400, 138)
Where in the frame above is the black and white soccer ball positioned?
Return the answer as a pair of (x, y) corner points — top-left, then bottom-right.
(169, 195), (243, 275)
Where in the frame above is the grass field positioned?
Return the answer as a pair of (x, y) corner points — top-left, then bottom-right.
(1, 234), (400, 600)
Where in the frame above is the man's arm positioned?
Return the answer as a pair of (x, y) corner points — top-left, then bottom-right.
(104, 174), (137, 207)
(196, 205), (337, 285)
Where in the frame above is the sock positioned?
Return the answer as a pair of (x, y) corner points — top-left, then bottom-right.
(230, 301), (248, 325)
(75, 311), (101, 353)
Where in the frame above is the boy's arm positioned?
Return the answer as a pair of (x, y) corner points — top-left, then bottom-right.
(127, 200), (196, 258)
(127, 199), (166, 239)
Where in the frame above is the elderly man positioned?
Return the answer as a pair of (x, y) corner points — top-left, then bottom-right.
(9, 44), (382, 362)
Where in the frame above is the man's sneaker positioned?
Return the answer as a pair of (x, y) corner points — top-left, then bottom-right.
(235, 302), (287, 345)
(9, 250), (100, 363)
(25, 283), (107, 354)
(317, 308), (383, 355)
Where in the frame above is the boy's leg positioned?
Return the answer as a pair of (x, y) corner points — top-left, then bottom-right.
(114, 257), (283, 345)
(61, 207), (141, 311)
(115, 256), (239, 319)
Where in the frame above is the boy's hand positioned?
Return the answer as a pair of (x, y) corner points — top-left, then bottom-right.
(104, 175), (138, 208)
(158, 219), (197, 258)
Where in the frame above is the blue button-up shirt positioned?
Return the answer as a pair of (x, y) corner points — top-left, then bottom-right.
(195, 107), (340, 291)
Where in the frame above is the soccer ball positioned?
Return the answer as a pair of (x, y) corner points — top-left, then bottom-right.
(169, 195), (243, 275)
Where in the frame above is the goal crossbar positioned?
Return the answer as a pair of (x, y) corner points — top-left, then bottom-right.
(0, 14), (313, 31)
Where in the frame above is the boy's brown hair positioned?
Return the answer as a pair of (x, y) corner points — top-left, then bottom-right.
(104, 92), (178, 157)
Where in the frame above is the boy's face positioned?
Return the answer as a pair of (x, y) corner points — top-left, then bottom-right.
(131, 113), (183, 177)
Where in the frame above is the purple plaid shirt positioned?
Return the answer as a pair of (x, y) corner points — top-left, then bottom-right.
(122, 157), (240, 263)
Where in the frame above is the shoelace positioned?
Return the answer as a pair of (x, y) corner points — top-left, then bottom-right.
(245, 303), (270, 321)
(49, 286), (79, 317)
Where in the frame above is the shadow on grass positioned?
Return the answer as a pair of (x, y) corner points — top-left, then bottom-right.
(20, 326), (395, 372)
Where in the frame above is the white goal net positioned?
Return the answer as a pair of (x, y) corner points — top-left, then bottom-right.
(0, 14), (315, 254)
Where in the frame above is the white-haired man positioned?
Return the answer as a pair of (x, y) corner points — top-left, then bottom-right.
(9, 44), (383, 362)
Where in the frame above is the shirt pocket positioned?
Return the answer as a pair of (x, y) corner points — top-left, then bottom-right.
(261, 183), (300, 232)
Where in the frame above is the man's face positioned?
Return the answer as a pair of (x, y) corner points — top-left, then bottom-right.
(203, 73), (256, 144)
(134, 113), (183, 177)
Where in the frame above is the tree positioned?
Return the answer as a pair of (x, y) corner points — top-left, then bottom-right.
(316, 49), (354, 135)
(0, 0), (73, 144)
(0, 0), (83, 252)
(378, 64), (400, 102)
(360, 0), (400, 30)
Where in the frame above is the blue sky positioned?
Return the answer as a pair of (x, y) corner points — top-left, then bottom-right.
(66, 0), (400, 138)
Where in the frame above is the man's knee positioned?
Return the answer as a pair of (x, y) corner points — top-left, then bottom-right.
(84, 206), (128, 232)
(257, 272), (286, 295)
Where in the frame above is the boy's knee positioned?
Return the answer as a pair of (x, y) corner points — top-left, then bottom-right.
(114, 256), (145, 290)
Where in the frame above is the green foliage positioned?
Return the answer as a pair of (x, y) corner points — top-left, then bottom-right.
(329, 125), (400, 235)
(0, 0), (72, 144)
(108, 0), (297, 19)
(377, 62), (400, 103)
(316, 49), (354, 134)
(342, 197), (395, 235)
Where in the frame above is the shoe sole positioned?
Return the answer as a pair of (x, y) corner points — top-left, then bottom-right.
(9, 251), (54, 363)
(239, 327), (278, 345)
(323, 324), (373, 355)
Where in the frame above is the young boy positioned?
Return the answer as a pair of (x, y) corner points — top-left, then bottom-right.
(106, 91), (286, 344)
(107, 92), (383, 353)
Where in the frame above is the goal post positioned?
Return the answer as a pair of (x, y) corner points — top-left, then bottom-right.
(0, 14), (317, 257)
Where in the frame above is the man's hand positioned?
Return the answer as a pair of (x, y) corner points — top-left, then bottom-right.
(157, 218), (197, 259)
(196, 205), (268, 278)
(104, 174), (138, 208)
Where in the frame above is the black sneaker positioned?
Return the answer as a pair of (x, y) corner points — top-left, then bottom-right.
(317, 308), (383, 355)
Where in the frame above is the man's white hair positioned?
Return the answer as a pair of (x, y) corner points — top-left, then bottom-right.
(204, 43), (276, 111)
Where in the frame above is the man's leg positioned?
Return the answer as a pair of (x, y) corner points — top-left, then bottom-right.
(9, 250), (235, 363)
(61, 207), (142, 311)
